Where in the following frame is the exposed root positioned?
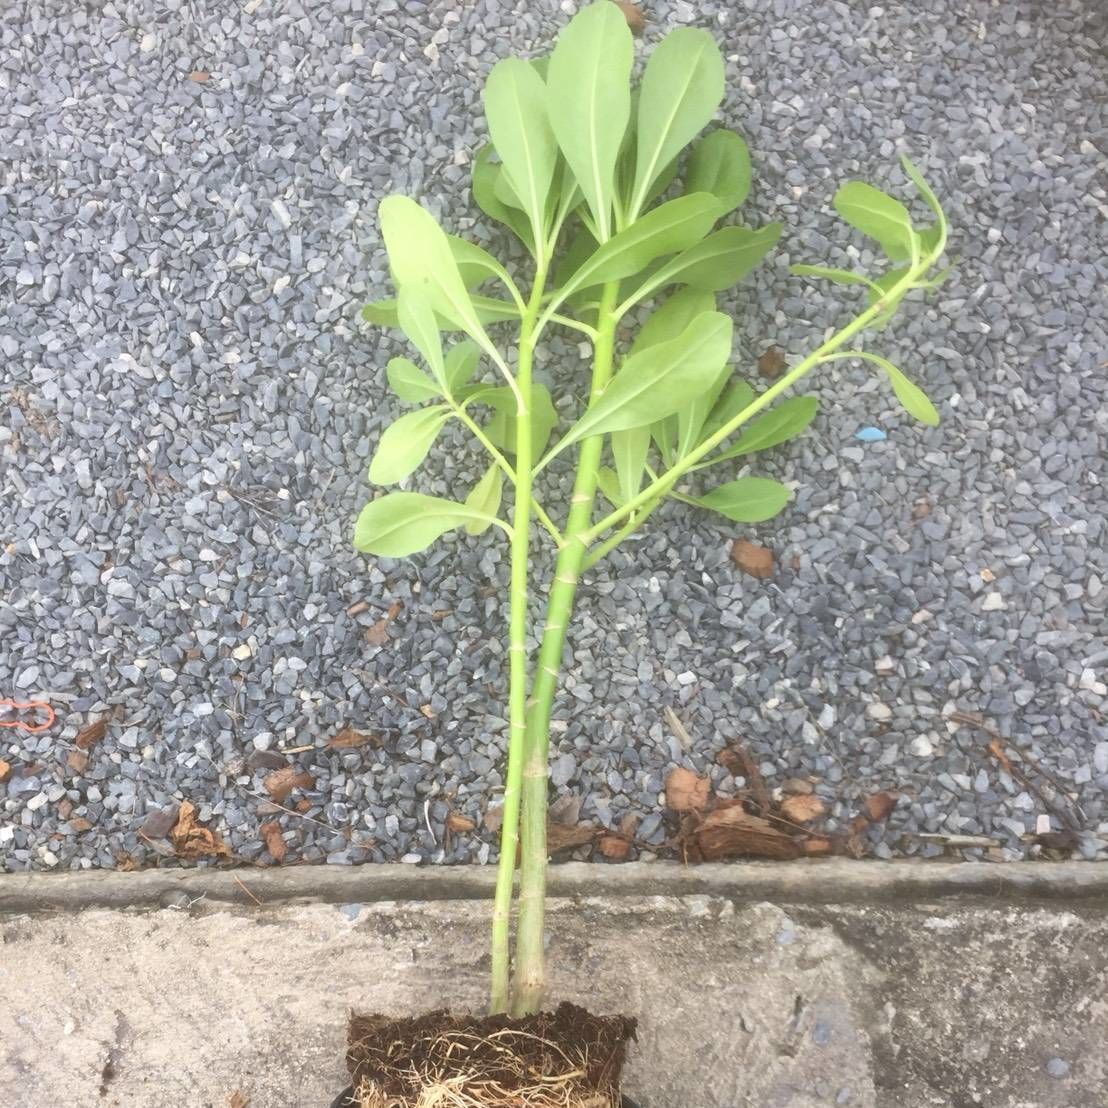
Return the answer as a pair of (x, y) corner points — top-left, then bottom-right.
(347, 1003), (635, 1108)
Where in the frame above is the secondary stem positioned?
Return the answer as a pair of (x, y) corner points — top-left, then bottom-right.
(511, 281), (621, 1016)
(489, 263), (546, 1015)
(583, 257), (937, 545)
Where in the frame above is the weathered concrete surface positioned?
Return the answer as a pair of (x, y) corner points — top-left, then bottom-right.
(2, 892), (1106, 1108)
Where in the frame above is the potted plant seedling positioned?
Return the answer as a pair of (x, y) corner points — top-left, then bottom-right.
(340, 3), (950, 1105)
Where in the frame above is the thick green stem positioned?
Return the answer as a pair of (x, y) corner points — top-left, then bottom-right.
(489, 265), (546, 1015)
(511, 282), (621, 1016)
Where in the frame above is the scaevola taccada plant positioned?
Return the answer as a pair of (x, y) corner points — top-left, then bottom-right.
(354, 2), (950, 1018)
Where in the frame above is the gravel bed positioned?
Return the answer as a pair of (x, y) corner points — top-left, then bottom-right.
(1, 0), (1106, 871)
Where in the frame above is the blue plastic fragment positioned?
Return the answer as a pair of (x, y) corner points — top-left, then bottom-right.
(854, 426), (887, 442)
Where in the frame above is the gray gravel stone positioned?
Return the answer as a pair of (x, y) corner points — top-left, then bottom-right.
(1, 0), (1105, 872)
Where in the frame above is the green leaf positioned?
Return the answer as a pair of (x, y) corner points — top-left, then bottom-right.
(483, 57), (557, 239)
(470, 296), (522, 324)
(445, 341), (480, 393)
(546, 0), (633, 241)
(899, 154), (946, 234)
(693, 476), (791, 523)
(448, 235), (518, 296)
(368, 406), (452, 485)
(630, 287), (716, 356)
(610, 425), (651, 502)
(481, 384), (558, 465)
(379, 195), (495, 351)
(596, 466), (625, 507)
(710, 396), (818, 462)
(833, 181), (915, 261)
(627, 223), (781, 304)
(472, 145), (534, 250)
(362, 298), (399, 326)
(362, 295), (517, 331)
(652, 416), (676, 467)
(354, 492), (497, 557)
(387, 357), (441, 404)
(463, 463), (504, 535)
(677, 366), (730, 457)
(396, 284), (445, 385)
(628, 289), (724, 459)
(848, 352), (939, 427)
(916, 225), (943, 256)
(558, 194), (722, 303)
(630, 27), (725, 218)
(702, 380), (755, 439)
(553, 227), (599, 291)
(685, 130), (751, 214)
(547, 311), (732, 460)
(790, 264), (879, 292)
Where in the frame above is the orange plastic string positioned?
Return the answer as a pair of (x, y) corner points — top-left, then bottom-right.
(0, 699), (56, 733)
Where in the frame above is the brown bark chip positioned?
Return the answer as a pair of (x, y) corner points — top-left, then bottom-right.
(730, 539), (774, 578)
(664, 767), (710, 812)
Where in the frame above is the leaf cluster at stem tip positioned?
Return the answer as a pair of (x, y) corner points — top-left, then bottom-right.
(353, 0), (951, 561)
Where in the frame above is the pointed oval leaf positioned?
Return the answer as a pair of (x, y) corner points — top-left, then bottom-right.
(484, 57), (557, 237)
(899, 154), (946, 234)
(559, 194), (722, 303)
(702, 380), (755, 439)
(596, 466), (625, 507)
(445, 341), (480, 393)
(472, 145), (535, 250)
(379, 196), (494, 351)
(397, 284), (445, 384)
(630, 28), (725, 218)
(833, 181), (915, 262)
(790, 264), (879, 292)
(685, 130), (751, 214)
(448, 235), (517, 296)
(630, 287), (717, 356)
(387, 357), (441, 404)
(463, 463), (504, 535)
(712, 395), (818, 462)
(548, 311), (732, 460)
(368, 406), (452, 485)
(628, 223), (782, 304)
(546, 0), (633, 241)
(677, 365), (731, 457)
(354, 493), (496, 557)
(695, 476), (791, 523)
(363, 295), (518, 331)
(629, 291), (725, 459)
(610, 425), (651, 503)
(652, 415), (677, 468)
(861, 354), (939, 427)
(362, 298), (399, 326)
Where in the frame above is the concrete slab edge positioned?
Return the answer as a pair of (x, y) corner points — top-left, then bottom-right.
(2, 859), (1106, 914)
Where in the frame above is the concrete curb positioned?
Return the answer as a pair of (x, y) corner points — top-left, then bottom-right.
(2, 859), (1107, 914)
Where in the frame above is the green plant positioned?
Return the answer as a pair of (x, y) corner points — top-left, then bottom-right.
(355, 1), (948, 1018)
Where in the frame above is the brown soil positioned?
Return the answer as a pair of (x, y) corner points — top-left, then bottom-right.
(346, 1002), (636, 1108)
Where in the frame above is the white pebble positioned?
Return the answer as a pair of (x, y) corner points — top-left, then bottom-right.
(867, 703), (893, 722)
(270, 197), (293, 229)
(981, 592), (1006, 611)
(910, 735), (934, 757)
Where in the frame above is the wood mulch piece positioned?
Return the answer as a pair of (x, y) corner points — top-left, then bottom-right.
(346, 1002), (635, 1108)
